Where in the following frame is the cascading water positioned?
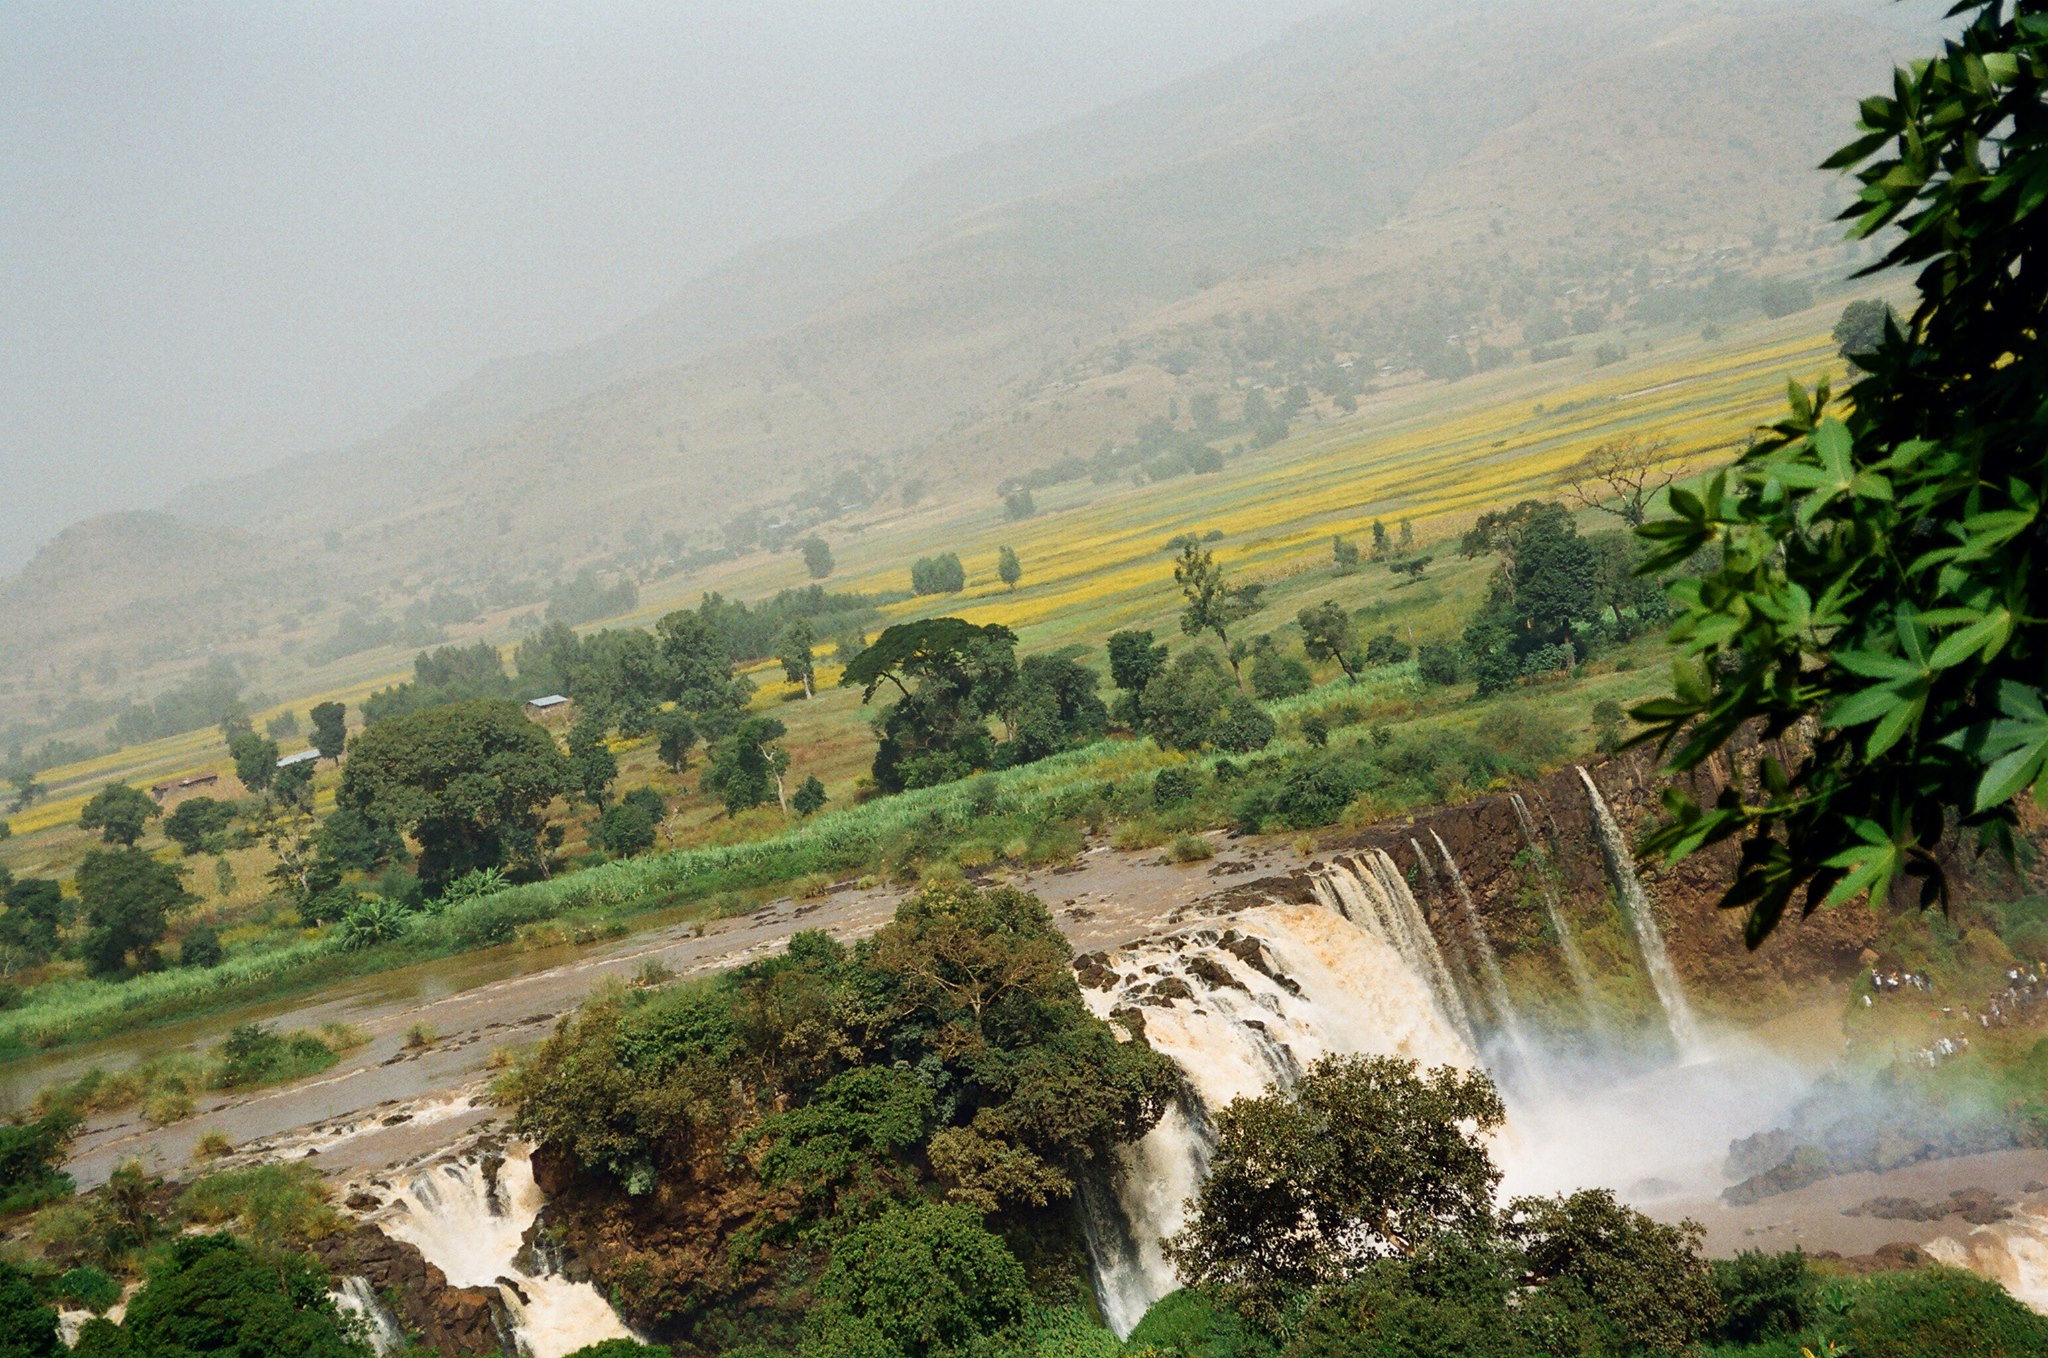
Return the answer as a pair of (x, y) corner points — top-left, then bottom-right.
(1929, 1203), (2048, 1316)
(1424, 831), (1541, 1080)
(333, 1276), (407, 1355)
(1573, 766), (1704, 1055)
(1316, 851), (1479, 1051)
(372, 1146), (639, 1358)
(1409, 836), (1439, 901)
(1076, 901), (1477, 1334)
(1507, 793), (1603, 1019)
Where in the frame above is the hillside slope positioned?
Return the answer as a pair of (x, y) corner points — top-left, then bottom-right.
(4, 0), (1911, 717)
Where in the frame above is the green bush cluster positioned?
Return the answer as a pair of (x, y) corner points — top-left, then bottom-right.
(509, 883), (1177, 1347)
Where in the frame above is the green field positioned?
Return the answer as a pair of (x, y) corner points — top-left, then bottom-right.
(0, 305), (1853, 1056)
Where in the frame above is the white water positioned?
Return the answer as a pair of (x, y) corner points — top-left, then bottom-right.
(333, 1276), (407, 1355)
(1929, 1202), (2048, 1316)
(373, 1146), (639, 1358)
(1316, 851), (1480, 1052)
(1078, 900), (1478, 1333)
(1574, 766), (1704, 1056)
(1426, 831), (1542, 1077)
(1509, 793), (1603, 1020)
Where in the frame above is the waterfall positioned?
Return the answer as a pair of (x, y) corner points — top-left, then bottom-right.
(1573, 766), (1704, 1055)
(1929, 1203), (2048, 1316)
(1075, 901), (1477, 1333)
(1409, 837), (1439, 901)
(333, 1276), (406, 1355)
(1507, 793), (1603, 1017)
(1425, 831), (1541, 1077)
(372, 1146), (640, 1358)
(1315, 852), (1479, 1051)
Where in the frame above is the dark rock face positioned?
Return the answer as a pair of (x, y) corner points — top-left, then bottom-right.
(312, 1224), (514, 1357)
(1845, 1188), (2013, 1225)
(1317, 736), (1899, 1011)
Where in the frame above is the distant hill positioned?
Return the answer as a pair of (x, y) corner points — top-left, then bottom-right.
(4, 0), (1914, 726)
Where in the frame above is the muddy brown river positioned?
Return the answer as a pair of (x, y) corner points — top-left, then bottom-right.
(22, 836), (1300, 1189)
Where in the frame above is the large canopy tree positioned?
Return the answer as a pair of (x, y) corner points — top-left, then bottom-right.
(1634, 1), (2048, 943)
(338, 699), (571, 889)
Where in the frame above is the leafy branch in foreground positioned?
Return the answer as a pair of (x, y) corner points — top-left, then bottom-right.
(1632, 0), (2047, 945)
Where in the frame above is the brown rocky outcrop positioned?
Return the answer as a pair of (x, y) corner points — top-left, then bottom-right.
(312, 1224), (512, 1357)
(1309, 736), (1911, 1012)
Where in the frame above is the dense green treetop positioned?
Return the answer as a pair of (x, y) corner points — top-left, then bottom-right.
(1634, 0), (2048, 942)
(78, 783), (159, 847)
(337, 698), (571, 889)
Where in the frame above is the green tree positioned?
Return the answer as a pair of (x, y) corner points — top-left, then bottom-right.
(0, 1258), (60, 1358)
(1141, 650), (1236, 752)
(1175, 542), (1263, 691)
(910, 553), (968, 595)
(652, 708), (697, 774)
(842, 620), (1017, 792)
(79, 783), (160, 846)
(997, 545), (1022, 591)
(1250, 652), (1312, 700)
(1505, 1189), (1721, 1355)
(1331, 535), (1361, 573)
(120, 1234), (368, 1358)
(308, 701), (347, 762)
(163, 797), (234, 856)
(179, 924), (224, 969)
(76, 849), (192, 978)
(229, 733), (280, 794)
(513, 619), (584, 698)
(1165, 1054), (1505, 1321)
(704, 716), (789, 815)
(654, 608), (752, 739)
(1632, 4), (2048, 942)
(595, 801), (656, 857)
(777, 619), (817, 698)
(1001, 655), (1109, 764)
(792, 775), (828, 817)
(801, 1203), (1029, 1358)
(572, 629), (673, 737)
(1399, 519), (1415, 550)
(1388, 555), (1432, 583)
(800, 535), (835, 580)
(567, 714), (619, 807)
(1298, 601), (1360, 682)
(1370, 519), (1389, 557)
(337, 699), (572, 890)
(1106, 629), (1170, 725)
(0, 877), (70, 974)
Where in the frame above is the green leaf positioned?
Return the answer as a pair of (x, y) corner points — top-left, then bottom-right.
(1825, 684), (1906, 730)
(1927, 608), (2010, 670)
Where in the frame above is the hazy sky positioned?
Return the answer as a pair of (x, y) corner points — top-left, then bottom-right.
(1, 0), (1343, 569)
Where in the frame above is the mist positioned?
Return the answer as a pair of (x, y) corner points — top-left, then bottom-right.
(1, 0), (1337, 566)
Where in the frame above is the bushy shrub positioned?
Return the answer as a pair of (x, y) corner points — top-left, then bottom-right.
(54, 1265), (122, 1313)
(1127, 1288), (1275, 1358)
(1153, 766), (1201, 808)
(1833, 1266), (2048, 1358)
(1250, 654), (1313, 701)
(1710, 1249), (1813, 1344)
(1167, 834), (1215, 863)
(1212, 695), (1276, 754)
(800, 1203), (1029, 1358)
(1415, 642), (1463, 686)
(1299, 714), (1329, 748)
(178, 925), (223, 970)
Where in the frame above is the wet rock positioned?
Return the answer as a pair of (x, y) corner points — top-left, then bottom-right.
(1186, 956), (1247, 994)
(312, 1224), (512, 1356)
(1150, 977), (1195, 1002)
(1072, 953), (1117, 991)
(1108, 1007), (1148, 1042)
